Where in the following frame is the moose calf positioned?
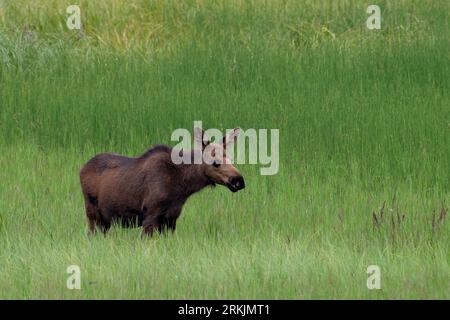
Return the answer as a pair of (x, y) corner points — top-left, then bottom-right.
(79, 128), (245, 236)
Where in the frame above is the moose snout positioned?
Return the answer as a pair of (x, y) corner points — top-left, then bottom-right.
(227, 176), (245, 192)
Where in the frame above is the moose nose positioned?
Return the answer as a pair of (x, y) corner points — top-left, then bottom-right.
(230, 176), (245, 191)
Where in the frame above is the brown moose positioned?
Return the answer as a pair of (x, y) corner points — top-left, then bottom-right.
(79, 128), (245, 236)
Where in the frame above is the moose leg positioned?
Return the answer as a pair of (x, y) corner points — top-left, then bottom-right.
(83, 193), (112, 235)
(87, 208), (111, 235)
(141, 202), (179, 237)
(88, 216), (111, 235)
(167, 218), (177, 233)
(164, 206), (181, 233)
(87, 218), (98, 235)
(98, 219), (111, 234)
(142, 214), (159, 237)
(85, 203), (101, 235)
(156, 216), (176, 235)
(141, 202), (162, 237)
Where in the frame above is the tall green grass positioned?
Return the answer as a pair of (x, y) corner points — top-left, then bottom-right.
(0, 0), (449, 298)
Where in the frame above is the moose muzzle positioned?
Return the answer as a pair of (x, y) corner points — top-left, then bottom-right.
(227, 176), (245, 192)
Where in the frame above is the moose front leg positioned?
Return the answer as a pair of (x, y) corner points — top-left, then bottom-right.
(142, 215), (159, 237)
(141, 203), (181, 237)
(157, 217), (177, 234)
(167, 218), (177, 233)
(141, 204), (162, 237)
(161, 205), (182, 234)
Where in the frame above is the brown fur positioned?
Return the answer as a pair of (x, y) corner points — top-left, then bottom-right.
(80, 138), (244, 236)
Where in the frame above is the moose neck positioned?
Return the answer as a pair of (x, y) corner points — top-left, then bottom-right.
(178, 162), (211, 197)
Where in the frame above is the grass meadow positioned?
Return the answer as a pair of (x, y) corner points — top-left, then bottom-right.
(0, 0), (449, 299)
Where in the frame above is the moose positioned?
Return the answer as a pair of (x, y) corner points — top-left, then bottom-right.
(79, 128), (245, 236)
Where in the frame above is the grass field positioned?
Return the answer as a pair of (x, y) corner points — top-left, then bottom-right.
(0, 0), (449, 299)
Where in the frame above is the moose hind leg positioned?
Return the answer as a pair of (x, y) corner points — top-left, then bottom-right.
(84, 195), (110, 235)
(85, 203), (100, 235)
(87, 211), (111, 235)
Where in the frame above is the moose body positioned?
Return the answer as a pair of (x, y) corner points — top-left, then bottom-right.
(79, 128), (244, 236)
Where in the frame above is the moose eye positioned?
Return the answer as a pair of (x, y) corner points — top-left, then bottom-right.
(212, 161), (220, 168)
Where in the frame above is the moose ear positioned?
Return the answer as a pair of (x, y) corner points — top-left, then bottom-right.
(194, 127), (209, 148)
(223, 127), (241, 147)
